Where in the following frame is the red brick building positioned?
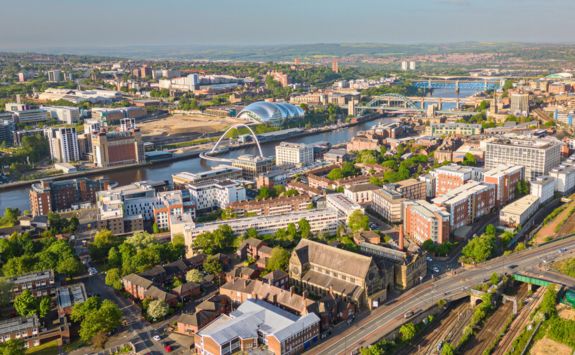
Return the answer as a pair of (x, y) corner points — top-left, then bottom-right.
(483, 165), (525, 207)
(403, 200), (451, 244)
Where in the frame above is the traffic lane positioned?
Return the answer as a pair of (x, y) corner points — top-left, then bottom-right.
(312, 237), (575, 354)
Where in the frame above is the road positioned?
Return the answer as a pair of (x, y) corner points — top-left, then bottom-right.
(306, 235), (575, 355)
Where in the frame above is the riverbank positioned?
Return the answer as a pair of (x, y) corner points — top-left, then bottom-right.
(0, 114), (386, 193)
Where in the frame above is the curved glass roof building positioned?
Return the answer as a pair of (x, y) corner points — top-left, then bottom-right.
(237, 101), (304, 125)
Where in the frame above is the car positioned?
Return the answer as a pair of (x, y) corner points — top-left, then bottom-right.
(426, 257), (433, 262)
(88, 267), (98, 276)
(404, 311), (414, 318)
(164, 343), (172, 353)
(506, 264), (517, 270)
(153, 335), (161, 341)
(432, 267), (440, 273)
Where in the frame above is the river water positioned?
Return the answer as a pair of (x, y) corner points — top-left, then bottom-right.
(0, 87), (479, 212)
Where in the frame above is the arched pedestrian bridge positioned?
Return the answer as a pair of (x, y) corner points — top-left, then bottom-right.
(199, 123), (265, 163)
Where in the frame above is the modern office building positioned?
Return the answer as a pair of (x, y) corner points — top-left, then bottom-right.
(42, 106), (80, 124)
(485, 136), (561, 181)
(275, 142), (314, 167)
(483, 165), (525, 206)
(12, 109), (48, 124)
(232, 155), (274, 180)
(30, 178), (109, 216)
(91, 128), (144, 167)
(47, 70), (62, 82)
(153, 190), (185, 230)
(0, 116), (15, 146)
(44, 127), (80, 163)
(403, 200), (451, 244)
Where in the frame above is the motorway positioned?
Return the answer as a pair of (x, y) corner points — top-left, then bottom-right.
(307, 235), (575, 355)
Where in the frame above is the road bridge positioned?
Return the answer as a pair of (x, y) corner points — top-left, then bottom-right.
(306, 235), (575, 355)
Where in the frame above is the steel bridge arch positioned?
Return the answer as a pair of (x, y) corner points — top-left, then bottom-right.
(202, 124), (264, 162)
(358, 94), (419, 116)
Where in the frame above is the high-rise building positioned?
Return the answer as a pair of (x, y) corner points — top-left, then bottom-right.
(17, 72), (26, 82)
(44, 127), (80, 163)
(401, 61), (408, 71)
(0, 113), (15, 146)
(47, 70), (62, 82)
(91, 128), (144, 168)
(331, 58), (339, 73)
(409, 61), (416, 70)
(275, 142), (314, 167)
(510, 93), (530, 116)
(485, 136), (561, 181)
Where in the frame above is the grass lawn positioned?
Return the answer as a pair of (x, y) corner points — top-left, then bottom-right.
(26, 339), (59, 355)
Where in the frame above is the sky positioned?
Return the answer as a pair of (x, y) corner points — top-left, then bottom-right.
(1, 0), (574, 50)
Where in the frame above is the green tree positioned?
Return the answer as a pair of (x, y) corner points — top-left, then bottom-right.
(186, 269), (203, 283)
(105, 268), (123, 290)
(462, 153), (477, 166)
(326, 168), (344, 180)
(266, 247), (290, 272)
(0, 278), (13, 308)
(540, 285), (558, 318)
(204, 255), (223, 275)
(298, 218), (311, 239)
(441, 342), (455, 355)
(485, 224), (496, 236)
(90, 229), (116, 261)
(108, 247), (121, 268)
(348, 210), (369, 233)
(13, 290), (38, 317)
(147, 299), (169, 320)
(38, 297), (51, 318)
(78, 300), (122, 346)
(399, 322), (417, 342)
(460, 233), (497, 264)
(0, 339), (26, 355)
(0, 208), (20, 227)
(256, 187), (273, 200)
(152, 223), (160, 234)
(71, 296), (101, 323)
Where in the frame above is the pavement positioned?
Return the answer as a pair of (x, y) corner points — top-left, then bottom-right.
(306, 235), (575, 355)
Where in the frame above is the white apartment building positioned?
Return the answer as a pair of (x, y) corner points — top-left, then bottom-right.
(172, 165), (243, 187)
(325, 193), (363, 219)
(179, 208), (340, 256)
(344, 183), (379, 204)
(158, 74), (199, 92)
(187, 180), (246, 211)
(153, 190), (187, 230)
(44, 127), (80, 163)
(485, 136), (561, 181)
(549, 166), (575, 194)
(42, 106), (80, 124)
(530, 175), (555, 204)
(275, 142), (314, 167)
(510, 93), (529, 116)
(371, 188), (405, 224)
(425, 123), (482, 137)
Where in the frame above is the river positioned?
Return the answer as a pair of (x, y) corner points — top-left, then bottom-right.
(0, 86), (481, 212)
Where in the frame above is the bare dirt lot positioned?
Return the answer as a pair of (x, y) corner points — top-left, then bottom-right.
(138, 113), (243, 137)
(557, 303), (575, 321)
(531, 337), (572, 355)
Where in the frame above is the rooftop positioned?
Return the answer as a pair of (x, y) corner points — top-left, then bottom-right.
(501, 195), (540, 215)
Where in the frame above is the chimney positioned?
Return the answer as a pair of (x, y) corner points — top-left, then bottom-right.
(244, 279), (248, 288)
(399, 225), (405, 251)
(290, 286), (295, 296)
(251, 292), (258, 300)
(272, 294), (277, 305)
